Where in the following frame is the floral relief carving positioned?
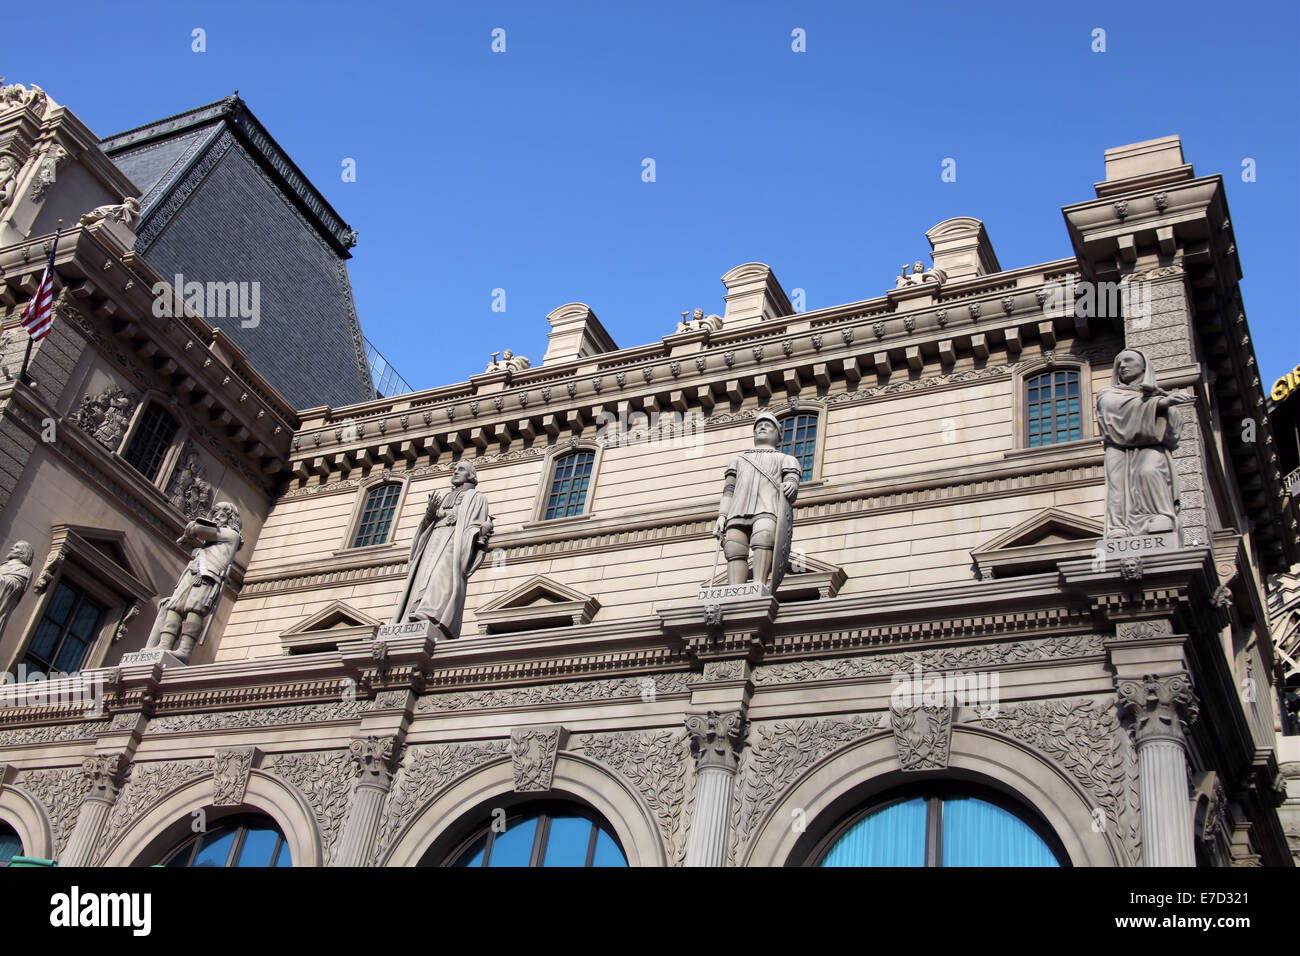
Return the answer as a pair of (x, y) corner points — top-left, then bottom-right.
(728, 714), (883, 864)
(370, 739), (509, 865)
(975, 698), (1140, 865)
(890, 705), (953, 770)
(416, 673), (690, 713)
(581, 729), (694, 865)
(266, 750), (352, 865)
(98, 759), (215, 862)
(213, 748), (256, 806)
(19, 766), (92, 856)
(510, 727), (565, 792)
(148, 700), (364, 733)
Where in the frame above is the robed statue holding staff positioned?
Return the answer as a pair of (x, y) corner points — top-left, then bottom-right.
(1095, 348), (1193, 537)
(391, 461), (494, 638)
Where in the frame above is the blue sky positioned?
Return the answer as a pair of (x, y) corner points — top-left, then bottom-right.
(8, 0), (1299, 392)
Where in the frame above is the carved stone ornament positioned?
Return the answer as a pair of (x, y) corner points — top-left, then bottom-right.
(685, 710), (745, 773)
(890, 705), (954, 771)
(1120, 556), (1143, 580)
(510, 726), (566, 792)
(82, 752), (127, 800)
(166, 443), (214, 519)
(68, 384), (138, 451)
(0, 82), (49, 117)
(213, 747), (258, 806)
(349, 735), (400, 788)
(78, 196), (141, 231)
(29, 143), (66, 202)
(1116, 673), (1199, 745)
(1114, 618), (1173, 640)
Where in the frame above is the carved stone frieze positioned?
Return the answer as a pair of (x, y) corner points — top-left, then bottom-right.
(0, 722), (95, 746)
(67, 384), (138, 451)
(510, 726), (566, 792)
(701, 660), (746, 682)
(1113, 619), (1174, 641)
(148, 699), (364, 733)
(19, 766), (92, 855)
(98, 759), (215, 861)
(416, 673), (691, 714)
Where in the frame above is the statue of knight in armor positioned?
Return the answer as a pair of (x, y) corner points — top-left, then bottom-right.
(147, 501), (243, 662)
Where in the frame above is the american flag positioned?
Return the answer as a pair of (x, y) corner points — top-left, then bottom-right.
(19, 230), (61, 341)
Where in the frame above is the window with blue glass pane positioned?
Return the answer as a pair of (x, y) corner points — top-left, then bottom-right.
(816, 791), (1062, 867)
(164, 815), (292, 867)
(779, 413), (818, 482)
(544, 451), (595, 520)
(0, 823), (22, 866)
(23, 579), (105, 676)
(1025, 369), (1082, 447)
(352, 483), (402, 547)
(446, 804), (628, 867)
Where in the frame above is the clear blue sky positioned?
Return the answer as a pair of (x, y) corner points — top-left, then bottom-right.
(8, 0), (1299, 392)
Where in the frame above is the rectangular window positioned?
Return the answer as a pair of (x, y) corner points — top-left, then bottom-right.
(23, 579), (105, 675)
(780, 413), (818, 482)
(352, 484), (402, 547)
(1026, 370), (1082, 447)
(544, 451), (595, 520)
(123, 402), (180, 481)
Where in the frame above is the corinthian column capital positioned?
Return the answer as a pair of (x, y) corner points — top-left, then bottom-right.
(348, 735), (401, 788)
(1117, 672), (1199, 746)
(685, 710), (745, 773)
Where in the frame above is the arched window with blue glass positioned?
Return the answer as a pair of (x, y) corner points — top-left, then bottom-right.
(0, 822), (22, 866)
(436, 802), (627, 867)
(162, 814), (293, 867)
(811, 788), (1066, 867)
(350, 481), (403, 548)
(1026, 368), (1082, 447)
(779, 412), (819, 482)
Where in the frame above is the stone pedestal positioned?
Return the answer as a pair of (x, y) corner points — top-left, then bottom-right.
(119, 648), (185, 668)
(375, 620), (438, 642)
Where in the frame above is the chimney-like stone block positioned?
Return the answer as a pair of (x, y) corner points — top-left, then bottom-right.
(541, 302), (618, 366)
(720, 262), (794, 328)
(1094, 135), (1195, 197)
(924, 217), (1001, 282)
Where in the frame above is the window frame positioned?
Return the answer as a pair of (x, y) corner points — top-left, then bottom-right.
(532, 441), (604, 523)
(805, 783), (1069, 868)
(1011, 360), (1096, 452)
(118, 391), (189, 490)
(339, 472), (410, 553)
(777, 406), (825, 485)
(161, 814), (291, 867)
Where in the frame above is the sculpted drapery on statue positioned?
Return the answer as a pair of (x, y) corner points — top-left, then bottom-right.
(148, 502), (243, 662)
(1096, 349), (1193, 537)
(0, 540), (34, 639)
(392, 462), (494, 638)
(714, 412), (800, 592)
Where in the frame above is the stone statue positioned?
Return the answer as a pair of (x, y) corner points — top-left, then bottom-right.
(1096, 348), (1193, 537)
(167, 451), (214, 519)
(485, 349), (531, 374)
(78, 196), (141, 230)
(675, 308), (723, 334)
(895, 260), (946, 288)
(0, 152), (18, 207)
(391, 462), (494, 638)
(0, 540), (34, 639)
(69, 384), (137, 450)
(148, 502), (244, 662)
(0, 82), (47, 116)
(713, 411), (800, 591)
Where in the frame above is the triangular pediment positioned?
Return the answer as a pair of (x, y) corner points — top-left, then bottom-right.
(476, 576), (600, 635)
(280, 601), (381, 653)
(971, 508), (1103, 580)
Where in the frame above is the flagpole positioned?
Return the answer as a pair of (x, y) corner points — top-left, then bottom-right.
(16, 219), (61, 386)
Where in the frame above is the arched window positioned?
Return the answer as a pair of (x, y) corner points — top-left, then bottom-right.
(0, 823), (22, 866)
(780, 413), (819, 482)
(352, 482), (402, 547)
(1026, 369), (1082, 447)
(812, 789), (1064, 867)
(123, 401), (180, 481)
(437, 803), (627, 867)
(163, 815), (292, 867)
(544, 450), (595, 520)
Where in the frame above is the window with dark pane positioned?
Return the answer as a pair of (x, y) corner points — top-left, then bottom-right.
(122, 402), (180, 481)
(544, 451), (595, 520)
(352, 483), (402, 547)
(441, 804), (627, 867)
(780, 413), (818, 481)
(23, 579), (105, 675)
(0, 823), (22, 866)
(1026, 369), (1082, 447)
(164, 815), (292, 867)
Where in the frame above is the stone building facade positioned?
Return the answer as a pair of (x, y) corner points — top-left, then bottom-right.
(0, 86), (1295, 866)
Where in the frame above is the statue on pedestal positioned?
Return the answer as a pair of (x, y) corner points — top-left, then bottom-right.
(1096, 349), (1193, 537)
(0, 540), (34, 639)
(148, 502), (243, 662)
(713, 412), (800, 591)
(391, 462), (494, 638)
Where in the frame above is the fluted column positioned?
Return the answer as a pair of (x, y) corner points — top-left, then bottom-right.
(683, 711), (744, 867)
(1117, 673), (1199, 866)
(60, 753), (127, 866)
(331, 735), (399, 867)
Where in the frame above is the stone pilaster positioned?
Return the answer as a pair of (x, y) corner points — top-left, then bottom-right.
(59, 752), (127, 867)
(683, 710), (744, 867)
(1117, 673), (1199, 866)
(331, 735), (400, 867)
